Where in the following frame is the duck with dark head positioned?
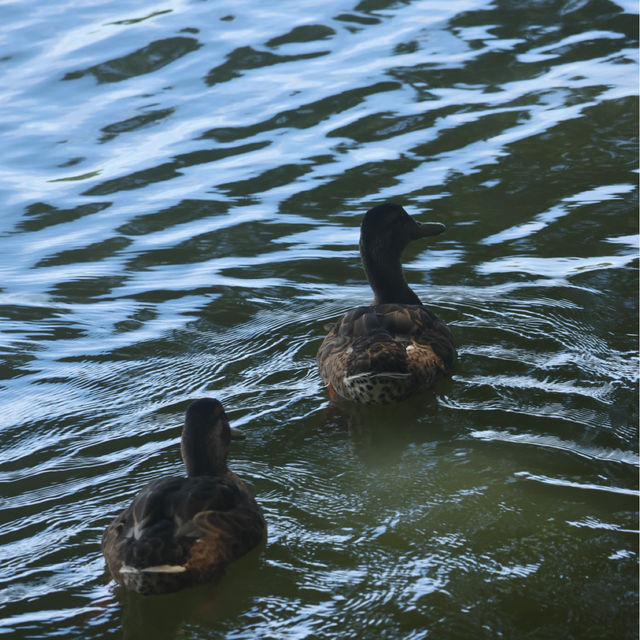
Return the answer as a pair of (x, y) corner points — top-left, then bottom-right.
(102, 398), (266, 595)
(317, 202), (456, 404)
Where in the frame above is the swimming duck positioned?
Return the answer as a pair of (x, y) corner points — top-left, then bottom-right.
(317, 202), (456, 404)
(101, 398), (265, 595)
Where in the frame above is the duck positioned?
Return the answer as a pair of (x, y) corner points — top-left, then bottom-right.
(101, 398), (266, 595)
(317, 202), (456, 404)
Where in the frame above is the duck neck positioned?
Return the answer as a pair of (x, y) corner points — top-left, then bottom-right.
(182, 440), (228, 477)
(361, 246), (422, 306)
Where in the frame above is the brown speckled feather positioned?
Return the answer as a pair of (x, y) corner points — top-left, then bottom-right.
(318, 304), (455, 403)
(102, 472), (265, 595)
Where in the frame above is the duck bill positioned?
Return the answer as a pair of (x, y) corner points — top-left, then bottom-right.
(415, 221), (446, 238)
(230, 427), (246, 440)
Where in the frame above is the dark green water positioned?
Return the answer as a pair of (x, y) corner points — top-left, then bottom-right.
(0, 1), (637, 638)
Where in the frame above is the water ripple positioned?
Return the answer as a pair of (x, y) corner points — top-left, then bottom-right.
(0, 0), (637, 638)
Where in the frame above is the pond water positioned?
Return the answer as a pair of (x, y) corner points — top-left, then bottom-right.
(0, 0), (638, 638)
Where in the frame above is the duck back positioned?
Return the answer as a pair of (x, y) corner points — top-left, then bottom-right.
(102, 474), (265, 595)
(317, 303), (455, 403)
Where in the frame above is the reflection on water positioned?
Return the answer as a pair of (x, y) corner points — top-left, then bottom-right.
(0, 0), (637, 638)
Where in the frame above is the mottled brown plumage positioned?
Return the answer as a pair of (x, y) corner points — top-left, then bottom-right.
(101, 398), (265, 595)
(317, 203), (456, 403)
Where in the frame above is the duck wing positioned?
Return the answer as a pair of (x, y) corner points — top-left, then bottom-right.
(373, 303), (456, 369)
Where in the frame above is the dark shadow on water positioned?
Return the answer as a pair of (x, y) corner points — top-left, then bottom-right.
(317, 378), (459, 466)
(63, 37), (202, 84)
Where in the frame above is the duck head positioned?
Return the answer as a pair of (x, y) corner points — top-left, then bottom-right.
(359, 202), (445, 305)
(181, 398), (243, 477)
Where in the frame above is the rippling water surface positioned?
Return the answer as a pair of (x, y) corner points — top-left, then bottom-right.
(0, 0), (638, 638)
